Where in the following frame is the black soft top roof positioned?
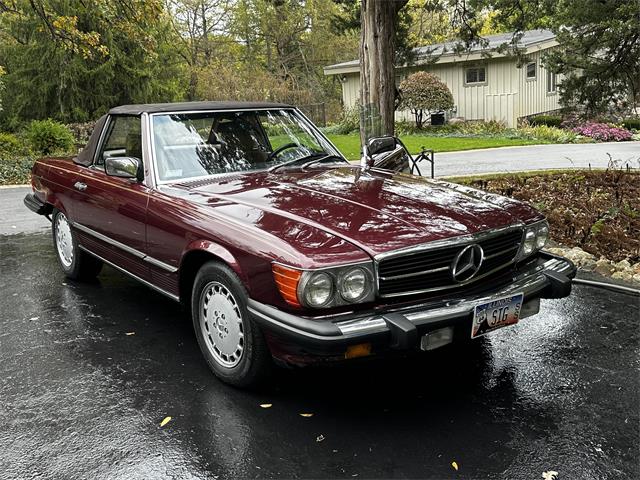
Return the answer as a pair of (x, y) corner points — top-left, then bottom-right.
(109, 101), (293, 115)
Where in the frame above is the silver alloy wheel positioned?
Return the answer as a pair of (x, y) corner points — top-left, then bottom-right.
(55, 213), (74, 268)
(199, 281), (245, 368)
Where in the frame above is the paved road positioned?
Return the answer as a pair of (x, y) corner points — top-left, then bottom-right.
(426, 141), (640, 177)
(0, 186), (50, 236)
(0, 232), (638, 479)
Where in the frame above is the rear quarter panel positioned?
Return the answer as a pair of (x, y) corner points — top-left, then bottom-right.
(32, 157), (79, 217)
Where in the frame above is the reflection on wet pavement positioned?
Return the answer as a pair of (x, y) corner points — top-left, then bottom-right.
(1, 233), (638, 479)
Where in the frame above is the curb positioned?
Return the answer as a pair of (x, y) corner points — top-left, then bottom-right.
(0, 184), (30, 189)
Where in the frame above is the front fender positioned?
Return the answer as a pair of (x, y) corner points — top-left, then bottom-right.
(181, 239), (244, 280)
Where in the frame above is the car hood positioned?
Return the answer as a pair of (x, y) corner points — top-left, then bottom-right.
(169, 166), (542, 259)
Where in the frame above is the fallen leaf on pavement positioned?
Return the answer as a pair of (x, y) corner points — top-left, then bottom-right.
(451, 461), (459, 471)
(542, 471), (558, 480)
(125, 332), (135, 336)
(316, 434), (325, 442)
(160, 416), (172, 427)
(260, 403), (272, 408)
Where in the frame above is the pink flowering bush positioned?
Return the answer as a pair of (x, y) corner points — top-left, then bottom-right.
(572, 122), (632, 142)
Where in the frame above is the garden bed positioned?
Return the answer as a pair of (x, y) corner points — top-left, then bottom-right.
(452, 167), (640, 264)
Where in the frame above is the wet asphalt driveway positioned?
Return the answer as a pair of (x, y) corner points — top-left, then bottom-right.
(1, 230), (639, 479)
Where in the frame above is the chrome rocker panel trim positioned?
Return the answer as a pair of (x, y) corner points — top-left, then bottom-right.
(78, 245), (179, 302)
(72, 222), (178, 273)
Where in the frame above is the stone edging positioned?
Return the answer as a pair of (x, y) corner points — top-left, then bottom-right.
(545, 245), (640, 285)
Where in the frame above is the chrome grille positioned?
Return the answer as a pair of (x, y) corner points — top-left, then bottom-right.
(377, 227), (523, 297)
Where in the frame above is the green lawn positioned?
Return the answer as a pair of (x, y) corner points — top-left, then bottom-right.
(325, 134), (545, 160)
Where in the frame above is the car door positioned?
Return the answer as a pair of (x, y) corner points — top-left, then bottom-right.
(71, 115), (151, 280)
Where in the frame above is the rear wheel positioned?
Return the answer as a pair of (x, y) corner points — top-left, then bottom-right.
(52, 210), (103, 280)
(191, 261), (272, 387)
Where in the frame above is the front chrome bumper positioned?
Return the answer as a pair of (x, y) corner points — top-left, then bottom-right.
(248, 252), (576, 357)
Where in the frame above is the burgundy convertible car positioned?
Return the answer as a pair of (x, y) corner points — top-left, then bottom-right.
(24, 101), (575, 386)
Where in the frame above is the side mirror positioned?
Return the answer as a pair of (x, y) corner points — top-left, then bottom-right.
(361, 136), (398, 170)
(367, 136), (397, 156)
(105, 157), (143, 182)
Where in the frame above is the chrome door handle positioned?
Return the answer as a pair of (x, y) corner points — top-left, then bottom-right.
(74, 181), (87, 191)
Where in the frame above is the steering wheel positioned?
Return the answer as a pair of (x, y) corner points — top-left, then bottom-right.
(267, 142), (299, 162)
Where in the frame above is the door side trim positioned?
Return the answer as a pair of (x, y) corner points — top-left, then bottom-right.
(73, 221), (178, 273)
(78, 245), (180, 302)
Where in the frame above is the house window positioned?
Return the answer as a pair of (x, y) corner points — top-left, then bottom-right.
(547, 69), (557, 93)
(465, 67), (486, 85)
(526, 62), (536, 80)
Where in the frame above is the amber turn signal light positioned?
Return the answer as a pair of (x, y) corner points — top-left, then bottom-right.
(272, 264), (302, 307)
(344, 343), (372, 359)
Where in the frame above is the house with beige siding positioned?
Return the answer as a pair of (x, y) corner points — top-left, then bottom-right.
(324, 29), (562, 127)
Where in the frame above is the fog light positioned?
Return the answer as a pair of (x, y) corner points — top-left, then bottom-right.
(345, 342), (372, 359)
(420, 327), (454, 351)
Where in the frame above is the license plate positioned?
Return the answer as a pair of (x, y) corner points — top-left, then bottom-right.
(471, 293), (524, 338)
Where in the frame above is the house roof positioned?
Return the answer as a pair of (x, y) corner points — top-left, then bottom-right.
(324, 29), (557, 75)
(109, 101), (293, 115)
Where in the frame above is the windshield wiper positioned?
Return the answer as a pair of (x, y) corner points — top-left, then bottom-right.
(268, 153), (346, 173)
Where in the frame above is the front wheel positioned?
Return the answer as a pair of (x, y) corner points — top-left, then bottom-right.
(191, 261), (272, 387)
(52, 210), (103, 280)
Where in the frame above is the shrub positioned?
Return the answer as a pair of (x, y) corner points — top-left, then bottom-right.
(456, 120), (507, 135)
(25, 119), (75, 155)
(517, 125), (578, 143)
(399, 72), (454, 128)
(572, 122), (633, 142)
(0, 132), (22, 156)
(395, 120), (509, 137)
(324, 104), (360, 135)
(0, 155), (34, 185)
(66, 121), (97, 145)
(622, 117), (640, 131)
(529, 114), (563, 128)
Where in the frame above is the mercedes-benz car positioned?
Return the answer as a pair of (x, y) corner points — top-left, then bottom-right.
(24, 101), (575, 386)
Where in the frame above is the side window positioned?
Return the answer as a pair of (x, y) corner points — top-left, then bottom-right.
(95, 116), (142, 165)
(546, 70), (558, 93)
(526, 62), (536, 80)
(465, 67), (486, 85)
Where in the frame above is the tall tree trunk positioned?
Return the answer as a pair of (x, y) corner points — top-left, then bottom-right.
(359, 0), (407, 145)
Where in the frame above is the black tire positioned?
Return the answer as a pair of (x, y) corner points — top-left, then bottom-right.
(52, 209), (103, 281)
(191, 261), (272, 387)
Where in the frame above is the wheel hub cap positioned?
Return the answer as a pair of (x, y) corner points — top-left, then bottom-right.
(200, 282), (244, 368)
(55, 213), (74, 268)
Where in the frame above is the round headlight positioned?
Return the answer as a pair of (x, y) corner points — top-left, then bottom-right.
(523, 229), (536, 255)
(340, 267), (369, 302)
(536, 224), (549, 249)
(303, 272), (333, 307)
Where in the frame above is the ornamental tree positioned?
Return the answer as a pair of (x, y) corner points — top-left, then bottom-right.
(399, 71), (454, 128)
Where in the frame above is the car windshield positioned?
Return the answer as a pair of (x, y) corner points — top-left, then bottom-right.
(151, 109), (342, 181)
